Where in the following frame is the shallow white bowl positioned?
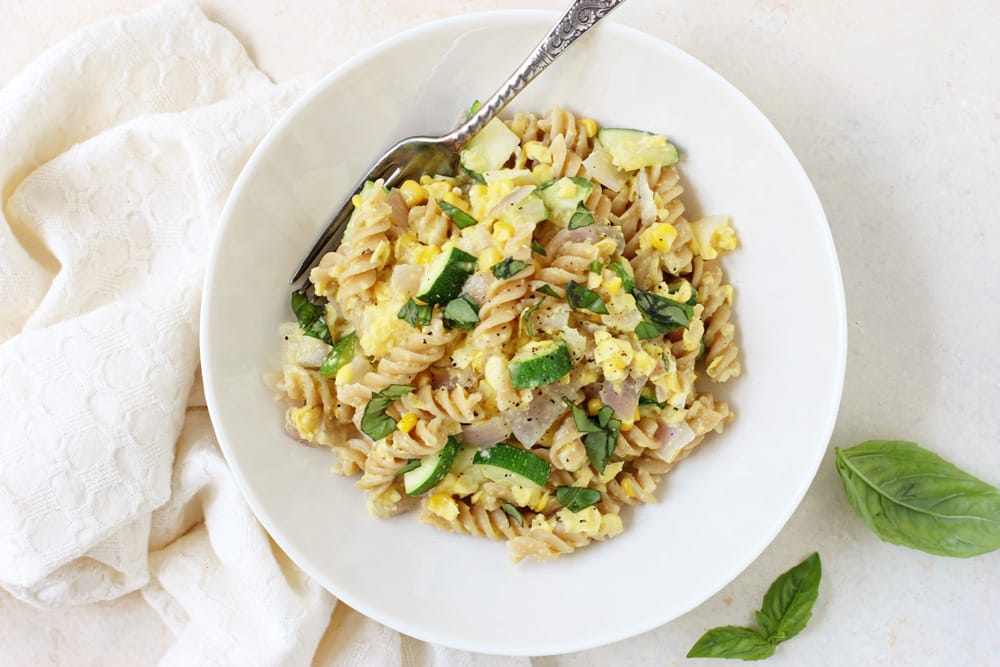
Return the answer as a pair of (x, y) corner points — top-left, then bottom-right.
(202, 10), (846, 656)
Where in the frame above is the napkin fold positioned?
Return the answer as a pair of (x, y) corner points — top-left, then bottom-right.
(0, 4), (334, 664)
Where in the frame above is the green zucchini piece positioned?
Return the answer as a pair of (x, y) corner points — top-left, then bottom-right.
(416, 247), (477, 305)
(404, 436), (462, 495)
(538, 176), (596, 227)
(597, 128), (679, 171)
(508, 340), (572, 389)
(460, 118), (520, 173)
(473, 443), (552, 488)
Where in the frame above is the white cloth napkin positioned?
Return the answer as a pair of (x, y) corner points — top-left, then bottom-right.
(0, 4), (530, 666)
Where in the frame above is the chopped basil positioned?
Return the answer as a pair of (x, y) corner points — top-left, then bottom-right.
(638, 390), (665, 409)
(500, 501), (525, 526)
(565, 281), (608, 314)
(588, 259), (603, 274)
(465, 99), (482, 119)
(555, 486), (601, 512)
(562, 398), (621, 473)
(521, 296), (547, 338)
(567, 203), (595, 230)
(632, 288), (694, 339)
(531, 239), (547, 256)
(394, 459), (421, 476)
(609, 260), (635, 293)
(397, 297), (433, 328)
(360, 384), (415, 441)
(443, 293), (480, 329)
(291, 289), (333, 345)
(438, 200), (478, 229)
(536, 284), (560, 298)
(699, 338), (707, 358)
(319, 331), (358, 377)
(491, 257), (530, 280)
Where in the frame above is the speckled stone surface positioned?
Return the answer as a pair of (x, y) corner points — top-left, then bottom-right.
(1, 1), (997, 665)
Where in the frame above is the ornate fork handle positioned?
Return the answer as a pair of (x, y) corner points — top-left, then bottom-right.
(446, 0), (626, 148)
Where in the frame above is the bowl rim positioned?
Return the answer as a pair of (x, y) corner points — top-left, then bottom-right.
(201, 9), (847, 656)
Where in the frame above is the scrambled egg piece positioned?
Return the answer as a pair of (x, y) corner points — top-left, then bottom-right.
(426, 493), (460, 521)
(689, 215), (739, 260)
(287, 406), (322, 443)
(594, 330), (634, 383)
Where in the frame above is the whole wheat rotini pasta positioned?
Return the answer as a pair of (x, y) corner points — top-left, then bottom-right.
(274, 107), (741, 562)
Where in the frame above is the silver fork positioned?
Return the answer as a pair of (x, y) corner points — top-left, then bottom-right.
(290, 0), (627, 288)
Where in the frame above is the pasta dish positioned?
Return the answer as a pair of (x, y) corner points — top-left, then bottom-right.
(274, 107), (740, 562)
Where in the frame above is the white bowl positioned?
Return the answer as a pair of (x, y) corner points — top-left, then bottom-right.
(202, 10), (846, 656)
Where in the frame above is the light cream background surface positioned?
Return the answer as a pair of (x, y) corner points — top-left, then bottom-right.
(1, 1), (998, 665)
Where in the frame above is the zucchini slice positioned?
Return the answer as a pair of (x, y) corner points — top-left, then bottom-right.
(538, 177), (595, 227)
(404, 436), (462, 495)
(416, 247), (477, 305)
(597, 128), (679, 171)
(508, 340), (572, 390)
(472, 443), (552, 488)
(460, 118), (520, 174)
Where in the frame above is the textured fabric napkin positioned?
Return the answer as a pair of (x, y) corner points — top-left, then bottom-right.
(0, 4), (525, 665)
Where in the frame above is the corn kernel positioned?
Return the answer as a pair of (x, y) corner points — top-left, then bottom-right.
(531, 163), (554, 183)
(334, 362), (354, 386)
(621, 476), (637, 498)
(425, 180), (451, 201)
(604, 275), (623, 296)
(398, 180), (426, 206)
(642, 223), (678, 252)
(427, 493), (459, 521)
(580, 118), (598, 138)
(478, 247), (503, 272)
(414, 244), (440, 265)
(586, 397), (603, 415)
(533, 492), (551, 513)
(492, 220), (514, 243)
(419, 174), (434, 185)
(524, 141), (552, 164)
(442, 191), (467, 209)
(619, 419), (634, 432)
(397, 413), (418, 433)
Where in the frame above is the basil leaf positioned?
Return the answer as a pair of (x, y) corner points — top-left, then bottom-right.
(638, 390), (664, 408)
(588, 259), (603, 274)
(582, 425), (619, 474)
(397, 297), (433, 328)
(521, 296), (546, 338)
(567, 203), (594, 230)
(360, 385), (415, 440)
(565, 281), (608, 314)
(634, 319), (666, 340)
(443, 293), (480, 330)
(536, 284), (560, 298)
(491, 257), (530, 280)
(686, 626), (775, 661)
(835, 440), (1000, 557)
(394, 459), (421, 476)
(531, 239), (547, 256)
(291, 289), (333, 345)
(609, 260), (635, 293)
(562, 398), (601, 434)
(438, 200), (478, 229)
(465, 99), (482, 119)
(500, 501), (524, 527)
(755, 552), (821, 644)
(555, 486), (601, 512)
(464, 165), (486, 184)
(633, 288), (692, 330)
(319, 331), (358, 377)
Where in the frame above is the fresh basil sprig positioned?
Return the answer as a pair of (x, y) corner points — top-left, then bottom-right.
(531, 239), (547, 256)
(536, 284), (560, 298)
(319, 331), (358, 377)
(555, 486), (601, 512)
(500, 501), (525, 527)
(438, 200), (478, 229)
(443, 293), (480, 330)
(491, 257), (530, 280)
(291, 289), (333, 345)
(394, 459), (421, 476)
(633, 288), (694, 339)
(562, 398), (621, 473)
(687, 552), (822, 661)
(565, 280), (608, 315)
(360, 384), (415, 441)
(397, 297), (433, 328)
(521, 296), (547, 338)
(638, 389), (664, 409)
(608, 260), (635, 293)
(835, 440), (1000, 557)
(567, 203), (595, 229)
(588, 259), (603, 274)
